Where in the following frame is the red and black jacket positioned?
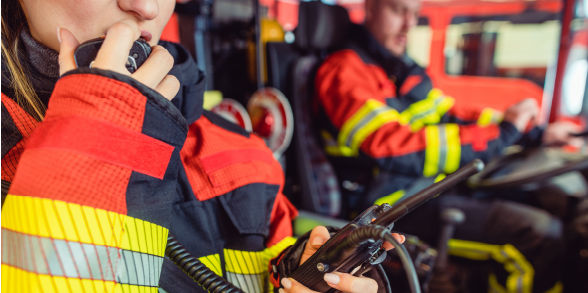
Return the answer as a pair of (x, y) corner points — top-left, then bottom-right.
(1, 41), (296, 293)
(315, 24), (541, 191)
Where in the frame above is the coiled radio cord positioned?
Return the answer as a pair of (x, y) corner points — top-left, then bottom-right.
(166, 234), (245, 293)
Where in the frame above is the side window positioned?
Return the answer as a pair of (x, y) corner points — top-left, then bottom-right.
(444, 12), (561, 87)
(407, 18), (432, 67)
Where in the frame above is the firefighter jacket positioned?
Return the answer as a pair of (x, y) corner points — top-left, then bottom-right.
(1, 39), (297, 293)
(315, 24), (543, 197)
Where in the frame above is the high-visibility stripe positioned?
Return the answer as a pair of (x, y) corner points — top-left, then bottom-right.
(399, 89), (455, 132)
(2, 195), (168, 256)
(545, 282), (563, 293)
(424, 124), (461, 176)
(2, 230), (163, 286)
(198, 254), (222, 277)
(375, 190), (405, 206)
(444, 124), (461, 174)
(226, 271), (265, 293)
(489, 273), (508, 293)
(424, 126), (441, 176)
(322, 131), (355, 157)
(449, 239), (533, 293)
(220, 237), (295, 292)
(478, 108), (503, 127)
(1, 264), (159, 293)
(338, 100), (399, 156)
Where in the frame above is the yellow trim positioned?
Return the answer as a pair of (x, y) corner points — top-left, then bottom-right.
(339, 99), (384, 147)
(223, 236), (296, 276)
(1, 264), (158, 293)
(398, 89), (455, 132)
(375, 190), (405, 206)
(2, 194), (168, 256)
(449, 239), (533, 293)
(489, 273), (508, 293)
(199, 254), (223, 277)
(337, 99), (400, 156)
(478, 108), (504, 127)
(545, 282), (563, 293)
(350, 109), (398, 153)
(424, 125), (441, 176)
(444, 124), (461, 174)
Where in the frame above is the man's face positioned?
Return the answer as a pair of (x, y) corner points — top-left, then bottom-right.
(365, 0), (421, 56)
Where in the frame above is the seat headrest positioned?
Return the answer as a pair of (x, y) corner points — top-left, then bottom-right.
(295, 1), (350, 52)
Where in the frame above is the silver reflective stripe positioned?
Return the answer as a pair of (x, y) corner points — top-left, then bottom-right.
(2, 228), (162, 287)
(438, 125), (448, 175)
(407, 97), (444, 124)
(345, 106), (390, 147)
(226, 271), (265, 293)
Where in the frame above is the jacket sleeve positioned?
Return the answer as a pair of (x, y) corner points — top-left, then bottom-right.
(316, 51), (522, 177)
(1, 69), (186, 292)
(395, 62), (504, 128)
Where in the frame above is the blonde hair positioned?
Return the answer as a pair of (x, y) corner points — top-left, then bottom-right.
(1, 0), (46, 120)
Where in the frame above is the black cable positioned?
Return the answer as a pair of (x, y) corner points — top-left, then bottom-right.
(165, 234), (244, 293)
(324, 225), (421, 293)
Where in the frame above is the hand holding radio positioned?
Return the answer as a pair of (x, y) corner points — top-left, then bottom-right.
(57, 21), (179, 100)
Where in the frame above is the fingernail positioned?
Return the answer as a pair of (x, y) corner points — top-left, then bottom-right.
(324, 273), (340, 285)
(278, 289), (285, 293)
(311, 236), (326, 246)
(56, 27), (62, 43)
(281, 278), (292, 289)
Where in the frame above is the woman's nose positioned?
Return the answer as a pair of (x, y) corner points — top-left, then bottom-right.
(118, 0), (159, 20)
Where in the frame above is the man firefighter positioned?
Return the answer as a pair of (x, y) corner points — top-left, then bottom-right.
(313, 0), (581, 291)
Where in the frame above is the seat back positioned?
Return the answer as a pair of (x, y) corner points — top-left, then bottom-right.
(265, 1), (350, 217)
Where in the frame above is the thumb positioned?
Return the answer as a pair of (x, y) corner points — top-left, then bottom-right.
(300, 226), (331, 265)
(57, 27), (80, 75)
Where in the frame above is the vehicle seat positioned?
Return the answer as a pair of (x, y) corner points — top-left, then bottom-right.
(266, 1), (350, 219)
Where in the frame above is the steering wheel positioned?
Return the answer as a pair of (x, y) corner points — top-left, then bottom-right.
(467, 147), (588, 190)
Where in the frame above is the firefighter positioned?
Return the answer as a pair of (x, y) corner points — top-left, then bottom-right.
(313, 0), (582, 292)
(0, 0), (403, 292)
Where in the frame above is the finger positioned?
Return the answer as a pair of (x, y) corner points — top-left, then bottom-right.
(93, 20), (140, 72)
(155, 75), (180, 101)
(133, 46), (175, 88)
(281, 278), (319, 293)
(300, 226), (330, 265)
(57, 28), (80, 75)
(324, 273), (378, 293)
(382, 233), (406, 251)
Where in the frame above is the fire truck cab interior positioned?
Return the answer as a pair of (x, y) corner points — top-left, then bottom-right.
(172, 0), (588, 291)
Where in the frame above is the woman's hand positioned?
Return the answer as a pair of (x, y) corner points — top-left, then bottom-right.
(280, 226), (405, 293)
(57, 21), (179, 101)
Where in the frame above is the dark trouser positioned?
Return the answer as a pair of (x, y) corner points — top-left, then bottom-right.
(366, 174), (564, 293)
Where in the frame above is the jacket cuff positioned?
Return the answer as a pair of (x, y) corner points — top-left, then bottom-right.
(498, 121), (523, 147)
(516, 126), (545, 147)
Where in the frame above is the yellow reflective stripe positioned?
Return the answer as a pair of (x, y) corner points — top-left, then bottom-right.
(2, 195), (168, 256)
(424, 125), (461, 177)
(478, 108), (504, 127)
(399, 89), (455, 132)
(198, 254), (222, 277)
(375, 190), (405, 206)
(338, 99), (399, 156)
(339, 100), (384, 147)
(1, 264), (159, 293)
(224, 249), (266, 275)
(489, 274), (508, 293)
(545, 282), (563, 293)
(349, 109), (398, 153)
(444, 124), (461, 174)
(424, 126), (441, 176)
(449, 239), (533, 293)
